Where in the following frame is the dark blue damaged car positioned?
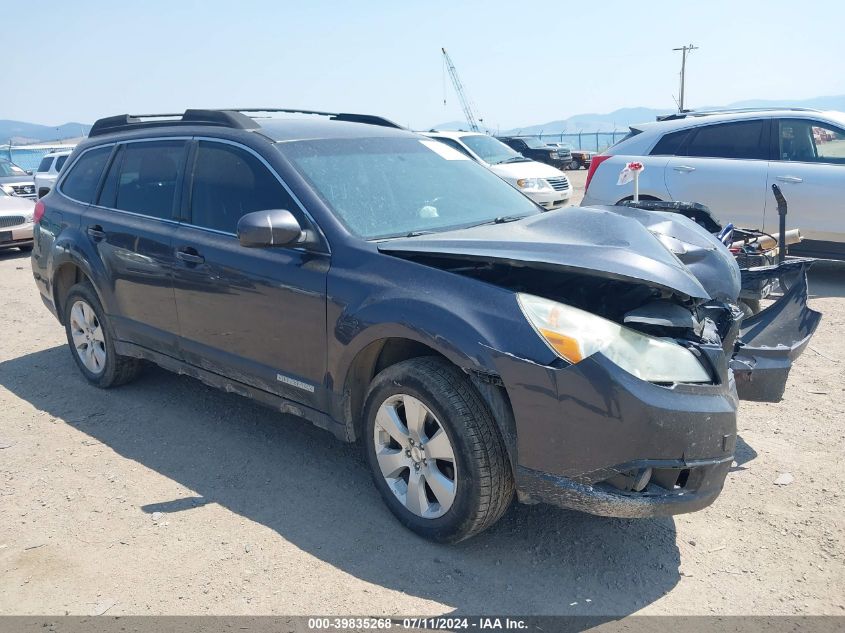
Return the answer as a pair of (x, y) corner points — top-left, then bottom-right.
(30, 109), (821, 542)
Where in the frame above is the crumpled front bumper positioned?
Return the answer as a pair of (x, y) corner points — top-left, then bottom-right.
(731, 268), (821, 402)
(486, 266), (818, 518)
(489, 347), (738, 518)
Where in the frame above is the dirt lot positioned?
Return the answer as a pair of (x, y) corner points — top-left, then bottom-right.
(0, 193), (843, 616)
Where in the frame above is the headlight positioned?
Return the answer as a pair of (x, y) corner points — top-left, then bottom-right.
(517, 293), (711, 383)
(516, 178), (553, 192)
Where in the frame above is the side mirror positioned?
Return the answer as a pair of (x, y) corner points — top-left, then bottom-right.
(237, 209), (304, 248)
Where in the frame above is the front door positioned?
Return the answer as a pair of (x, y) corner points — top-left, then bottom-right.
(767, 118), (845, 245)
(171, 140), (329, 409)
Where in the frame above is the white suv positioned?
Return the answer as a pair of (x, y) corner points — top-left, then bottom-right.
(421, 130), (572, 209)
(581, 109), (845, 258)
(34, 149), (73, 199)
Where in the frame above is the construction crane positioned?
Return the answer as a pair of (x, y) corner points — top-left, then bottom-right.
(441, 47), (483, 132)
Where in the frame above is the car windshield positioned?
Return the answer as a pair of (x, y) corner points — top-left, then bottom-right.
(0, 159), (28, 177)
(521, 138), (548, 149)
(459, 134), (523, 164)
(279, 136), (541, 239)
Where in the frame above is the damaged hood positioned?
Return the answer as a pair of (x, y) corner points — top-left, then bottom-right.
(378, 207), (711, 299)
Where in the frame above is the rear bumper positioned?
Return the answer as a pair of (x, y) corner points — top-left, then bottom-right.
(489, 347), (737, 518)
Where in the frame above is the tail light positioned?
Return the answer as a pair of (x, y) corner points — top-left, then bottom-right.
(584, 154), (613, 192)
(33, 200), (46, 223)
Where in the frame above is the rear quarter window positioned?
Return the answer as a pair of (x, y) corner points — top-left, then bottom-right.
(60, 146), (113, 203)
(55, 155), (68, 171)
(650, 129), (692, 155)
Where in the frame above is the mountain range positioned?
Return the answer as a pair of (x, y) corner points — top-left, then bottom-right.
(434, 94), (845, 135)
(3, 94), (844, 143)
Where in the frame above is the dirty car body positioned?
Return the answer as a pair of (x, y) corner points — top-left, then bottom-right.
(31, 110), (820, 540)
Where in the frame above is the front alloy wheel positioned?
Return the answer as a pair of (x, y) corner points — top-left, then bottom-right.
(373, 394), (457, 519)
(363, 357), (514, 543)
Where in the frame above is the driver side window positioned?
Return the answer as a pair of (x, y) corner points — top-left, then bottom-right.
(189, 141), (299, 234)
(778, 119), (845, 165)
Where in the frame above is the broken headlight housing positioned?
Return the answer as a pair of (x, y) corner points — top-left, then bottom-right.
(517, 293), (711, 383)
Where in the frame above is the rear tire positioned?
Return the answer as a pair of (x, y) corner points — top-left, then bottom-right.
(63, 282), (142, 388)
(363, 357), (513, 543)
(569, 159), (582, 170)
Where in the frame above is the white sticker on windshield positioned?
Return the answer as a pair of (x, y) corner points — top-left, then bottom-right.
(419, 139), (470, 161)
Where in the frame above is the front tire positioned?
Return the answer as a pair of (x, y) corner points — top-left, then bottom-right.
(63, 282), (142, 388)
(569, 159), (582, 170)
(363, 357), (513, 543)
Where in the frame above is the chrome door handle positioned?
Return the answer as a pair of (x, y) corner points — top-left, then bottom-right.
(776, 175), (803, 183)
(87, 225), (106, 241)
(673, 165), (696, 173)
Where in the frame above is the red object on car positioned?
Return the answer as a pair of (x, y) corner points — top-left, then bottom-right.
(33, 200), (45, 223)
(584, 154), (613, 193)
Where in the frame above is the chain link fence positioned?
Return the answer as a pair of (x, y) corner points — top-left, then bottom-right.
(509, 131), (629, 153)
(2, 142), (78, 172)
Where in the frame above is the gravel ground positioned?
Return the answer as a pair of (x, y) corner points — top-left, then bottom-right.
(0, 188), (843, 616)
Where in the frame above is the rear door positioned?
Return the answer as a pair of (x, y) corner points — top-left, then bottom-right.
(84, 139), (187, 354)
(171, 139), (329, 409)
(767, 118), (845, 244)
(663, 119), (771, 229)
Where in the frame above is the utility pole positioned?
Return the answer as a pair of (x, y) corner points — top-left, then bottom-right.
(672, 44), (698, 112)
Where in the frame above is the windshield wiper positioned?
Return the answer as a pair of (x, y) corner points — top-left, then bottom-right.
(405, 230), (433, 237)
(497, 156), (529, 164)
(469, 215), (527, 228)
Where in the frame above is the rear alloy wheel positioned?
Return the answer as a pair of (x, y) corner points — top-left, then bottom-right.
(363, 357), (513, 543)
(63, 282), (142, 388)
(569, 159), (582, 170)
(69, 299), (107, 375)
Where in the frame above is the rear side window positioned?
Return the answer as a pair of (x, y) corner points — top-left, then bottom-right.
(55, 155), (68, 171)
(650, 129), (692, 155)
(61, 146), (112, 203)
(189, 141), (298, 234)
(37, 157), (53, 172)
(682, 120), (768, 160)
(108, 141), (187, 219)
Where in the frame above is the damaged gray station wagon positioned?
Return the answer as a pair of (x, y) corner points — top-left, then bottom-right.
(31, 109), (821, 542)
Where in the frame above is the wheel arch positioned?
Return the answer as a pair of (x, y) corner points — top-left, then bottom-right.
(340, 335), (518, 475)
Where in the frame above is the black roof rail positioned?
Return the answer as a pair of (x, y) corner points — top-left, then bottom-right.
(88, 109), (261, 137)
(89, 108), (405, 138)
(656, 107), (821, 122)
(229, 108), (404, 129)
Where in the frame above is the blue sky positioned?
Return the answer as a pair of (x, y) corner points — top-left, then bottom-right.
(6, 0), (845, 128)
